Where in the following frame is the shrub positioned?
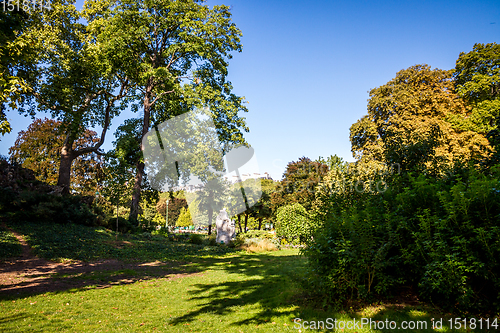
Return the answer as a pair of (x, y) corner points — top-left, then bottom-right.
(276, 203), (310, 244)
(105, 216), (134, 233)
(176, 207), (193, 227)
(151, 227), (170, 238)
(10, 191), (97, 226)
(238, 229), (274, 240)
(306, 166), (500, 313)
(207, 234), (217, 246)
(188, 233), (204, 245)
(305, 194), (401, 303)
(240, 238), (277, 253)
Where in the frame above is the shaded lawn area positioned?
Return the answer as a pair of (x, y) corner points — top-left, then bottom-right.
(0, 225), (22, 260)
(1, 249), (489, 332)
(0, 221), (494, 332)
(4, 221), (236, 262)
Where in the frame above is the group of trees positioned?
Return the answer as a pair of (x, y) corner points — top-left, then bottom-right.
(3, 1), (500, 314)
(2, 0), (249, 225)
(300, 43), (500, 313)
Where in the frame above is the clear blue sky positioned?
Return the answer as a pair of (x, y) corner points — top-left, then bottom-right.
(1, 0), (499, 180)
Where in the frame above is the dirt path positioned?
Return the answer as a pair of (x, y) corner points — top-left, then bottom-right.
(0, 223), (201, 297)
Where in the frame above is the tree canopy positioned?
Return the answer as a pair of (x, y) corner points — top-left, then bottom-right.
(271, 157), (328, 212)
(83, 0), (249, 222)
(9, 118), (103, 195)
(350, 64), (492, 172)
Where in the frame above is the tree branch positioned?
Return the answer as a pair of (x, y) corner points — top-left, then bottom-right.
(72, 79), (130, 158)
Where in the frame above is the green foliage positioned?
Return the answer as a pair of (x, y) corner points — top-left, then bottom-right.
(104, 216), (134, 234)
(276, 203), (311, 244)
(0, 226), (22, 259)
(176, 207), (193, 227)
(453, 43), (500, 166)
(271, 157), (328, 213)
(207, 234), (217, 246)
(4, 190), (97, 226)
(305, 194), (401, 303)
(238, 230), (274, 240)
(350, 64), (492, 172)
(0, 8), (31, 136)
(453, 43), (500, 133)
(308, 166), (500, 313)
(188, 233), (204, 245)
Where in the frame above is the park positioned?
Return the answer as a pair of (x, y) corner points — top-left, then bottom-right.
(1, 0), (500, 332)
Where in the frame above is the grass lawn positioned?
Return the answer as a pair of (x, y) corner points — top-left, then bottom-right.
(0, 221), (496, 332)
(0, 225), (22, 260)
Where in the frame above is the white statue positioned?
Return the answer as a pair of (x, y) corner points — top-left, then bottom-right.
(215, 209), (236, 244)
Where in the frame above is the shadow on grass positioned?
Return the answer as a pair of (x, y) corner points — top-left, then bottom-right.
(0, 258), (201, 299)
(169, 251), (307, 327)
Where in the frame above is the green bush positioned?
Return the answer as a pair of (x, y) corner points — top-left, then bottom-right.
(305, 194), (402, 303)
(238, 229), (274, 240)
(307, 166), (500, 313)
(105, 216), (134, 233)
(151, 227), (170, 238)
(207, 234), (217, 246)
(276, 203), (310, 244)
(9, 191), (97, 226)
(188, 233), (204, 245)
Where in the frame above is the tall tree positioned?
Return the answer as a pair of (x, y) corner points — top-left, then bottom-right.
(452, 43), (500, 134)
(156, 194), (188, 228)
(176, 207), (193, 227)
(84, 0), (249, 223)
(271, 157), (328, 213)
(452, 43), (500, 165)
(350, 64), (492, 172)
(14, 0), (131, 194)
(0, 7), (31, 137)
(251, 179), (275, 230)
(9, 118), (103, 194)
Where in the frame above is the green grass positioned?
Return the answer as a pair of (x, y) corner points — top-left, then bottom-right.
(1, 222), (498, 332)
(4, 221), (237, 262)
(0, 225), (22, 259)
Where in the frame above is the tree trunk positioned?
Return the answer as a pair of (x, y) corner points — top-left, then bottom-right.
(57, 135), (75, 195)
(237, 215), (242, 233)
(116, 199), (119, 240)
(207, 207), (213, 235)
(129, 161), (144, 224)
(244, 214), (248, 233)
(258, 217), (262, 230)
(129, 78), (153, 223)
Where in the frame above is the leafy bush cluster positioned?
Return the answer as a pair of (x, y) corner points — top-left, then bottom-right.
(306, 166), (500, 313)
(237, 229), (274, 240)
(275, 203), (311, 244)
(2, 189), (98, 226)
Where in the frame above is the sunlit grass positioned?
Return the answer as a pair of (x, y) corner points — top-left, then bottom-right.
(2, 248), (496, 332)
(1, 221), (498, 332)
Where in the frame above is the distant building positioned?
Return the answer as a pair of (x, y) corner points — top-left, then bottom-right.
(225, 172), (273, 183)
(172, 172), (273, 192)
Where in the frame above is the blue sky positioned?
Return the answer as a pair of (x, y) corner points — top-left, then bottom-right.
(1, 0), (499, 180)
